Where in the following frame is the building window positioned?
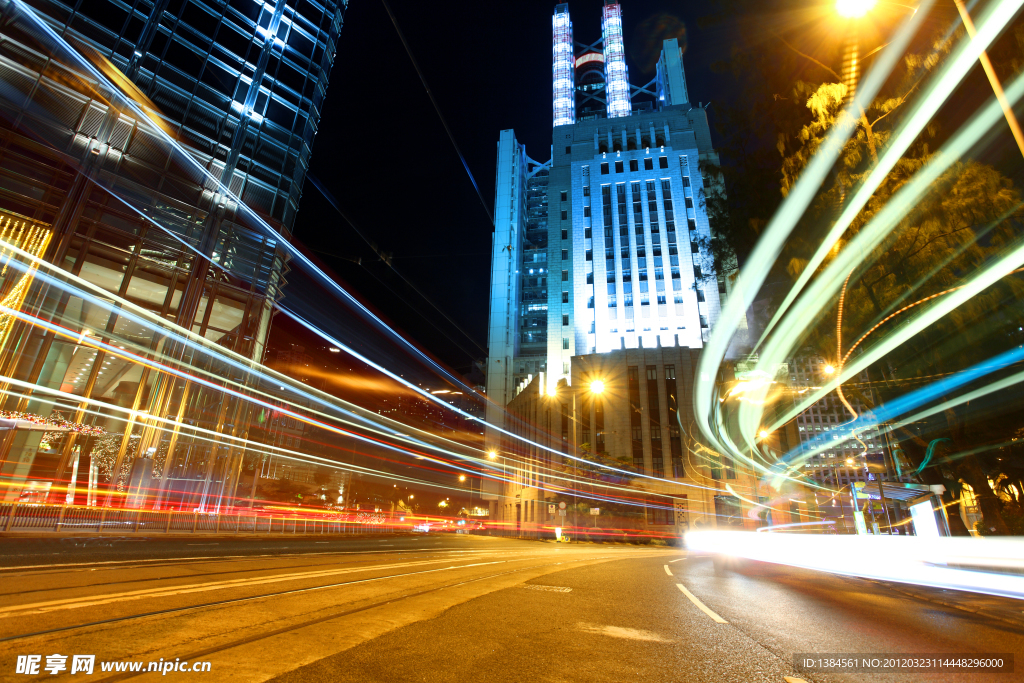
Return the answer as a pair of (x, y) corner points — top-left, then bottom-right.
(661, 180), (675, 232)
(563, 338), (570, 350)
(630, 159), (638, 172)
(562, 315), (569, 326)
(655, 268), (664, 280)
(586, 272), (593, 283)
(657, 295), (666, 304)
(691, 241), (699, 253)
(565, 146), (571, 154)
(562, 249), (569, 260)
(588, 296), (594, 308)
(585, 227), (592, 238)
(561, 229), (568, 240)
(562, 270), (569, 282)
(700, 315), (708, 328)
(646, 180), (659, 233)
(694, 265), (702, 278)
(688, 219), (696, 231)
(561, 210), (568, 220)
(615, 160), (623, 173)
(561, 191), (568, 201)
(644, 158), (653, 171)
(583, 185), (590, 196)
(696, 289), (705, 302)
(685, 198), (694, 209)
(562, 291), (569, 303)
(601, 163), (609, 175)
(659, 156), (668, 169)
(585, 250), (592, 261)
(683, 177), (691, 187)
(584, 206), (591, 217)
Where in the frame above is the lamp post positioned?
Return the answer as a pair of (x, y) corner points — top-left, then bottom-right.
(487, 449), (506, 535)
(566, 378), (605, 543)
(835, 1), (877, 101)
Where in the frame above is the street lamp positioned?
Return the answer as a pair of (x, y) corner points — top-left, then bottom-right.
(835, 0), (876, 18)
(458, 474), (466, 482)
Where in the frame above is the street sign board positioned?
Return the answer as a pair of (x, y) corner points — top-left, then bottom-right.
(559, 509), (566, 517)
(558, 502), (566, 510)
(589, 508), (600, 515)
(548, 504), (556, 514)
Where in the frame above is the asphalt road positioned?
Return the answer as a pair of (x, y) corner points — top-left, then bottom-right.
(0, 534), (1020, 682)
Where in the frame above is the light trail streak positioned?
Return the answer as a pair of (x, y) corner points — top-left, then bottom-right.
(0, 0), (724, 510)
(953, 0), (1024, 158)
(686, 531), (1024, 600)
(694, 0), (935, 456)
(751, 0), (1014, 352)
(745, 60), (1024, 466)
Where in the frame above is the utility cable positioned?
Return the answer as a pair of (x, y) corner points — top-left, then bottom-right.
(379, 0), (493, 226)
(306, 173), (487, 356)
(310, 246), (484, 362)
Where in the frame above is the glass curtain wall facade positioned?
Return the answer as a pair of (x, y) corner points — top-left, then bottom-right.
(0, 0), (346, 508)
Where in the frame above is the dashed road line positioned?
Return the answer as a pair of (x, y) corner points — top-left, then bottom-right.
(664, 565), (673, 576)
(676, 583), (728, 624)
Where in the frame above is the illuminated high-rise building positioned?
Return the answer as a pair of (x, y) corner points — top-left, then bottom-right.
(487, 2), (724, 412)
(0, 0), (347, 506)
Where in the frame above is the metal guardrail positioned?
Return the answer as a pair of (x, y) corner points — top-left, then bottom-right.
(0, 503), (401, 536)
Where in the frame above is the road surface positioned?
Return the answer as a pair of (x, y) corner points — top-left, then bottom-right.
(0, 534), (1020, 681)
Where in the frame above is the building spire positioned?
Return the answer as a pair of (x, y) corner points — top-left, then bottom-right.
(602, 2), (630, 118)
(552, 4), (575, 127)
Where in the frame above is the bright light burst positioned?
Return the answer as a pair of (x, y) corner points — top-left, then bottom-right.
(835, 0), (877, 18)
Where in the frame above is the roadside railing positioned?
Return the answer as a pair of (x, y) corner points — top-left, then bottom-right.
(0, 503), (403, 536)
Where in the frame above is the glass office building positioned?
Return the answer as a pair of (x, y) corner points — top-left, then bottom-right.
(0, 0), (347, 507)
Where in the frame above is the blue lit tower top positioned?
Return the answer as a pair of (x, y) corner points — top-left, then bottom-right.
(602, 2), (630, 118)
(552, 4), (575, 127)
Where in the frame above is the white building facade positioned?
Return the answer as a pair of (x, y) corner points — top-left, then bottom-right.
(486, 4), (725, 413)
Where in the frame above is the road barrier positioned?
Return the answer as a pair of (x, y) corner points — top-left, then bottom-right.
(0, 503), (402, 536)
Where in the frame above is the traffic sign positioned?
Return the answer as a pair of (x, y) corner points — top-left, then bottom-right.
(548, 504), (556, 514)
(558, 501), (566, 510)
(559, 509), (566, 517)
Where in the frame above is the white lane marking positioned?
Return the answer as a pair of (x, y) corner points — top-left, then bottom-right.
(669, 558), (686, 563)
(664, 565), (673, 576)
(522, 584), (572, 593)
(578, 622), (672, 642)
(187, 544), (218, 546)
(784, 678), (809, 683)
(314, 542), (328, 544)
(676, 583), (728, 624)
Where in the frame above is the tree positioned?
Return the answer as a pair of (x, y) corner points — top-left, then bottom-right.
(707, 1), (1024, 533)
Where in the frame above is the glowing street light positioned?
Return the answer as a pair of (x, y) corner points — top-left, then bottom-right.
(458, 474), (466, 482)
(589, 379), (605, 394)
(487, 450), (498, 460)
(823, 364), (836, 375)
(835, 0), (876, 18)
(758, 430), (769, 439)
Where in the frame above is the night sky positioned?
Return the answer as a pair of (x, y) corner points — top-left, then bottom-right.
(285, 0), (742, 374)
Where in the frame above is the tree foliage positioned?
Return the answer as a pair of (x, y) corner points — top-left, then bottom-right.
(706, 1), (1024, 533)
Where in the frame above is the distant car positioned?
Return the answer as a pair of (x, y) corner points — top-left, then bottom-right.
(412, 523), (432, 533)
